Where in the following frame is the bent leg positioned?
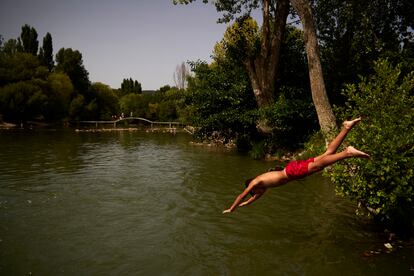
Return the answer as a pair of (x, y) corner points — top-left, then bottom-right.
(314, 118), (361, 162)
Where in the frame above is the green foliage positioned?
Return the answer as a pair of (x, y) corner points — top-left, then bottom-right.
(249, 139), (267, 160)
(0, 52), (43, 85)
(39, 33), (54, 71)
(330, 59), (414, 229)
(20, 24), (38, 55)
(304, 130), (326, 158)
(314, 0), (414, 105)
(120, 93), (145, 118)
(158, 85), (171, 94)
(278, 26), (308, 89)
(43, 72), (74, 121)
(68, 94), (85, 121)
(119, 86), (185, 122)
(0, 67), (74, 122)
(0, 81), (46, 121)
(85, 83), (119, 120)
(186, 59), (257, 142)
(1, 25), (186, 124)
(222, 16), (260, 60)
(259, 25), (318, 150)
(264, 87), (318, 150)
(1, 39), (20, 56)
(0, 25), (106, 124)
(186, 23), (317, 151)
(55, 48), (90, 93)
(173, 0), (262, 24)
(0, 46), (72, 122)
(156, 87), (182, 121)
(120, 78), (142, 96)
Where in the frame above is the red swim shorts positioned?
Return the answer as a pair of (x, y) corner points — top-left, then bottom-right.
(285, 158), (315, 180)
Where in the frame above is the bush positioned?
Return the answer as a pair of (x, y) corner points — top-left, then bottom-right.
(331, 59), (414, 234)
(249, 140), (267, 160)
(264, 87), (318, 150)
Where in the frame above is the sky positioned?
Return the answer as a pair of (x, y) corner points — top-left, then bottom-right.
(0, 0), (237, 90)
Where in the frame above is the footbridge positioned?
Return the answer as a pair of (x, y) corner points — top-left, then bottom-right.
(79, 117), (194, 134)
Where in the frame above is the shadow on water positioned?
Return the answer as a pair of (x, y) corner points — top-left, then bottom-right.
(0, 129), (413, 275)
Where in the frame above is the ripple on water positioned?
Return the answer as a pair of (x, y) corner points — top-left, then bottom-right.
(0, 131), (413, 275)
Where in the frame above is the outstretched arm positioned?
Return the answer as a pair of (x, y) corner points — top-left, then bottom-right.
(223, 183), (260, 214)
(239, 192), (264, 207)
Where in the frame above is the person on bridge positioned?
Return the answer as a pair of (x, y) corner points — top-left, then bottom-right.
(223, 118), (370, 214)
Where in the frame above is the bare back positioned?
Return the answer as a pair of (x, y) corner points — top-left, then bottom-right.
(254, 170), (290, 188)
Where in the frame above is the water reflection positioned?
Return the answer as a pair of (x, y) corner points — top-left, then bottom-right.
(0, 129), (412, 275)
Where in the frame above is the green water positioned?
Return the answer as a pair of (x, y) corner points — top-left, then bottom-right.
(0, 130), (412, 275)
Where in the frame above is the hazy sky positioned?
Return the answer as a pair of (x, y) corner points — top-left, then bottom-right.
(0, 0), (237, 90)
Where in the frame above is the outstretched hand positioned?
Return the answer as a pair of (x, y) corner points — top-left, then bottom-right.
(222, 209), (232, 214)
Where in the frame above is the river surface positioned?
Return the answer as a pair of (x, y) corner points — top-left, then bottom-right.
(0, 129), (412, 275)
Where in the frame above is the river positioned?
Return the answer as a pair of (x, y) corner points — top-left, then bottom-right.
(0, 129), (412, 275)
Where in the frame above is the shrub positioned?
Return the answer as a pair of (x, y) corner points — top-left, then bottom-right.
(264, 87), (318, 150)
(331, 59), (414, 234)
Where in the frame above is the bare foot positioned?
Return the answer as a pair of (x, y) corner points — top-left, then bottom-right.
(343, 117), (361, 129)
(347, 146), (370, 158)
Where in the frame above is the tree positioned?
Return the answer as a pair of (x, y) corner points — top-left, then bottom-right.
(313, 0), (414, 105)
(186, 56), (257, 143)
(119, 93), (146, 118)
(175, 0), (290, 134)
(20, 24), (39, 55)
(158, 85), (171, 94)
(120, 78), (142, 95)
(68, 94), (85, 121)
(0, 52), (44, 86)
(88, 82), (119, 120)
(1, 39), (20, 56)
(44, 72), (74, 121)
(55, 48), (90, 121)
(55, 48), (90, 93)
(0, 27), (122, 123)
(290, 0), (337, 135)
(0, 81), (47, 121)
(160, 86), (187, 121)
(39, 33), (54, 71)
(266, 26), (318, 149)
(0, 45), (75, 123)
(173, 62), (190, 89)
(174, 0), (337, 135)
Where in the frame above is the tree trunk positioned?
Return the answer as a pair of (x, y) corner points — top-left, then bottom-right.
(290, 0), (338, 135)
(244, 0), (290, 133)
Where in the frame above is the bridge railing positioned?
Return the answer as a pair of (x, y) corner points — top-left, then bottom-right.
(79, 117), (183, 129)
